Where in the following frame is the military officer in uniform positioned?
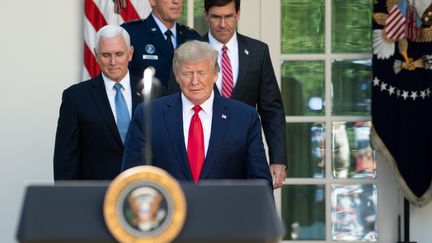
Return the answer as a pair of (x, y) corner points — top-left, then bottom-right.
(121, 0), (200, 94)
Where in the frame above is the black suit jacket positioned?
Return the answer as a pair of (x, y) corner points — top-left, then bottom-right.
(169, 33), (287, 165)
(53, 74), (142, 180)
(230, 33), (287, 165)
(121, 14), (200, 89)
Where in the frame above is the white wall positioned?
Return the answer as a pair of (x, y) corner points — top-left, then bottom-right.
(0, 1), (430, 243)
(0, 1), (82, 242)
(411, 201), (432, 242)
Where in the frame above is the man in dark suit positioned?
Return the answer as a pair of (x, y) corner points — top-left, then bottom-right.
(122, 40), (272, 190)
(203, 0), (287, 188)
(121, 0), (200, 91)
(53, 25), (142, 180)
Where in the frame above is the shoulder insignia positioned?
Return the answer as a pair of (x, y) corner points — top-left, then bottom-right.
(179, 23), (199, 33)
(122, 18), (143, 26)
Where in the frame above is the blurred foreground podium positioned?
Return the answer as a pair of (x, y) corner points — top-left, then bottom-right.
(17, 181), (284, 243)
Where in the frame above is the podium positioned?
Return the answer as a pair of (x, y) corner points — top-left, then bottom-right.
(16, 180), (284, 243)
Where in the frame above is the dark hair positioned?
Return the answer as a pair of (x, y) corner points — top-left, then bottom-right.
(204, 0), (240, 13)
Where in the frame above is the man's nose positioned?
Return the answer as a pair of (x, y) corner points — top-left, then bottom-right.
(219, 18), (226, 28)
(110, 56), (116, 65)
(191, 72), (200, 85)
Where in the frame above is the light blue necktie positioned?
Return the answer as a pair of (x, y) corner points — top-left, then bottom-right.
(113, 83), (130, 144)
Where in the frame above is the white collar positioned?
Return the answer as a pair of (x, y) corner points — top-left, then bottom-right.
(181, 91), (214, 115)
(102, 72), (131, 92)
(208, 31), (237, 51)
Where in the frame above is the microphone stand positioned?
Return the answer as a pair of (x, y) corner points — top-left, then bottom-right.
(397, 198), (416, 243)
(142, 67), (155, 166)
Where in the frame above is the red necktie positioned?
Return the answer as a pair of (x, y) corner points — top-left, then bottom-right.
(187, 105), (204, 183)
(221, 45), (234, 97)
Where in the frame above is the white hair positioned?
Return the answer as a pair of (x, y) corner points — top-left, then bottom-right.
(94, 25), (131, 54)
(173, 40), (219, 72)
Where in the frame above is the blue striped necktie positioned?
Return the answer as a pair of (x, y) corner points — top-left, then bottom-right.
(113, 83), (130, 144)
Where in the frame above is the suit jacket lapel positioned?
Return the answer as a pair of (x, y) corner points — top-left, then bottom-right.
(200, 94), (230, 179)
(90, 75), (123, 146)
(146, 16), (173, 59)
(202, 33), (210, 42)
(176, 23), (188, 47)
(130, 76), (142, 112)
(163, 94), (193, 180)
(233, 33), (249, 98)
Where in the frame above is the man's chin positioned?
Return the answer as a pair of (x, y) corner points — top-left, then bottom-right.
(106, 72), (124, 82)
(186, 94), (207, 104)
(214, 33), (231, 44)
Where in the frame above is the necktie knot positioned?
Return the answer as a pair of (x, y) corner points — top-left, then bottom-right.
(192, 105), (202, 114)
(165, 30), (174, 50)
(165, 29), (173, 38)
(114, 83), (123, 92)
(222, 45), (228, 52)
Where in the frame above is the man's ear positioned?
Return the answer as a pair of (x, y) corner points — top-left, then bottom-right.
(149, 0), (156, 8)
(129, 46), (135, 61)
(235, 10), (240, 21)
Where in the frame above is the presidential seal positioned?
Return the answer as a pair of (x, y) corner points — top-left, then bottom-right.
(104, 166), (186, 243)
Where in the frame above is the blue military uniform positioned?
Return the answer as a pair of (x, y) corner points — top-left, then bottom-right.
(121, 15), (200, 91)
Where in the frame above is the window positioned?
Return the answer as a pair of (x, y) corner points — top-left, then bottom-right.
(280, 0), (377, 241)
(179, 0), (206, 35)
(180, 1), (400, 242)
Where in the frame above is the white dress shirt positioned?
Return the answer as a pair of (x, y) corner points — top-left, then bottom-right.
(103, 72), (133, 122)
(182, 91), (214, 157)
(208, 31), (239, 93)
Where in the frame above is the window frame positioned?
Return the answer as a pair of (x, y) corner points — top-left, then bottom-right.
(183, 0), (401, 242)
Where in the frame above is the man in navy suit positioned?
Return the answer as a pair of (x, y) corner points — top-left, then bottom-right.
(122, 40), (272, 189)
(121, 0), (200, 91)
(168, 0), (287, 188)
(203, 0), (287, 189)
(53, 25), (142, 180)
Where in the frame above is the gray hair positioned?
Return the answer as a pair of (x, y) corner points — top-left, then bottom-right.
(173, 40), (219, 72)
(94, 25), (131, 54)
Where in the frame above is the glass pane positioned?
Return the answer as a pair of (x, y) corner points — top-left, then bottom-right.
(179, 0), (188, 25)
(282, 185), (325, 240)
(332, 121), (376, 178)
(332, 0), (372, 53)
(332, 59), (372, 115)
(281, 0), (325, 53)
(287, 123), (325, 178)
(193, 1), (207, 35)
(179, 1), (206, 35)
(281, 61), (325, 116)
(331, 184), (377, 241)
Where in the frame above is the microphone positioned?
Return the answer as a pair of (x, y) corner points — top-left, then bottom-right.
(137, 68), (162, 99)
(142, 67), (156, 98)
(141, 67), (159, 166)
